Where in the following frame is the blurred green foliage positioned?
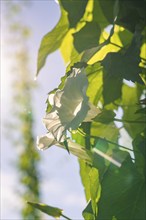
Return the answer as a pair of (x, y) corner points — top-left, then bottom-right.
(3, 1), (41, 219)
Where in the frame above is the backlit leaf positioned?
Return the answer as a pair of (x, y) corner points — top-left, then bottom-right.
(27, 202), (63, 218)
(93, 110), (116, 124)
(102, 32), (143, 93)
(73, 21), (101, 53)
(37, 6), (69, 75)
(89, 167), (101, 215)
(60, 0), (88, 28)
(102, 68), (123, 105)
(82, 200), (95, 220)
(96, 157), (145, 220)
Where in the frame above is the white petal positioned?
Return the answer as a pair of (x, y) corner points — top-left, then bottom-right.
(37, 133), (56, 150)
(54, 90), (63, 108)
(48, 93), (55, 106)
(56, 70), (90, 129)
(43, 111), (66, 142)
(39, 68), (95, 145)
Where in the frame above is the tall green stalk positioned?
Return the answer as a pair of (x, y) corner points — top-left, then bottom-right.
(2, 1), (41, 219)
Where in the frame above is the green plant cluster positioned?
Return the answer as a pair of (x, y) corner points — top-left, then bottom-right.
(32, 0), (145, 219)
(3, 2), (41, 219)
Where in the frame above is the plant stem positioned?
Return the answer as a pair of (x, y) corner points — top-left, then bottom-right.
(61, 214), (72, 220)
(110, 42), (123, 49)
(114, 118), (145, 124)
(77, 128), (139, 153)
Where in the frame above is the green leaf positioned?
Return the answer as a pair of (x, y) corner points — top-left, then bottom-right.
(73, 21), (101, 53)
(91, 121), (119, 144)
(101, 32), (143, 105)
(92, 143), (109, 181)
(135, 107), (146, 115)
(27, 202), (63, 218)
(118, 28), (133, 47)
(121, 84), (145, 138)
(60, 29), (75, 64)
(121, 33), (143, 84)
(82, 200), (95, 220)
(72, 130), (92, 201)
(102, 33), (143, 102)
(93, 110), (116, 124)
(89, 168), (101, 215)
(79, 160), (92, 202)
(37, 6), (69, 75)
(116, 0), (146, 32)
(132, 130), (146, 176)
(93, 0), (109, 29)
(81, 41), (108, 63)
(63, 139), (70, 154)
(102, 68), (123, 105)
(98, 0), (115, 24)
(81, 25), (114, 64)
(60, 0), (88, 28)
(96, 157), (146, 220)
(93, 138), (128, 172)
(86, 62), (103, 105)
(64, 140), (92, 163)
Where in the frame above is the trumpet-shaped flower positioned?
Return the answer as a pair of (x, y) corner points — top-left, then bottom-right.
(37, 68), (101, 150)
(37, 134), (92, 163)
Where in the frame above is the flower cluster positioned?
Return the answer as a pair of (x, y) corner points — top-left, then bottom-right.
(37, 68), (100, 150)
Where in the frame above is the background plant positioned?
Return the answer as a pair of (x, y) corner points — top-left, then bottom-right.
(2, 2), (41, 219)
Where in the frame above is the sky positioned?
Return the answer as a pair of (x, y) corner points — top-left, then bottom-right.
(1, 1), (86, 219)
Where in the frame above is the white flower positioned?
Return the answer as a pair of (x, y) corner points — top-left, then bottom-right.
(37, 133), (57, 150)
(37, 134), (92, 163)
(38, 68), (101, 149)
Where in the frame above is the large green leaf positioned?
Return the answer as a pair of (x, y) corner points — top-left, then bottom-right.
(37, 6), (69, 75)
(116, 0), (146, 32)
(86, 62), (103, 105)
(60, 0), (88, 28)
(102, 32), (143, 83)
(81, 25), (115, 64)
(79, 160), (92, 202)
(132, 129), (146, 176)
(92, 137), (128, 172)
(121, 84), (145, 138)
(118, 28), (133, 47)
(82, 200), (95, 220)
(82, 167), (101, 220)
(89, 167), (101, 215)
(102, 68), (123, 105)
(93, 110), (116, 124)
(91, 121), (119, 143)
(63, 140), (92, 163)
(93, 0), (110, 29)
(96, 156), (145, 220)
(81, 41), (108, 63)
(98, 0), (116, 24)
(72, 126), (92, 202)
(73, 21), (101, 53)
(99, 0), (146, 32)
(101, 32), (143, 105)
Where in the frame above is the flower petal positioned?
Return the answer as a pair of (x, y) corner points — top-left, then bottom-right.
(40, 68), (101, 145)
(43, 111), (66, 142)
(37, 133), (57, 150)
(56, 68), (90, 129)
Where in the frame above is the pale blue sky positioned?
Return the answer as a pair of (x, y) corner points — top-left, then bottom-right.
(1, 1), (86, 219)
